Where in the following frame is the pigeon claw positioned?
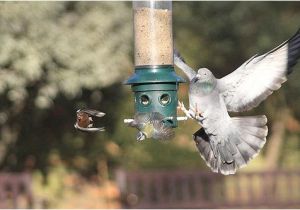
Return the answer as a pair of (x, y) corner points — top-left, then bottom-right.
(178, 101), (193, 119)
(192, 103), (203, 120)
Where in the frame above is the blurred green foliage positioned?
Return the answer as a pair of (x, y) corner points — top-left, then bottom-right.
(0, 2), (132, 173)
(0, 1), (299, 179)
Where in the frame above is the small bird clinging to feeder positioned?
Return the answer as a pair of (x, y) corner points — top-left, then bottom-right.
(74, 109), (105, 132)
(125, 112), (175, 141)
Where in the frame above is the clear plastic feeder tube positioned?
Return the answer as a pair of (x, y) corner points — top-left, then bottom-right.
(133, 1), (173, 67)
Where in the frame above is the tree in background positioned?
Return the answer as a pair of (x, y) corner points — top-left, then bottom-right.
(0, 2), (132, 172)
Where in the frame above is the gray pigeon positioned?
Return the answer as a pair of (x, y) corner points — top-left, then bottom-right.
(175, 29), (300, 175)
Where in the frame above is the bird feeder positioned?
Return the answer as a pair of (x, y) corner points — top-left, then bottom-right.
(125, 1), (185, 127)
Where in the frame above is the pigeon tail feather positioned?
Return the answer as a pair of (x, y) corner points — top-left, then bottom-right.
(193, 115), (268, 175)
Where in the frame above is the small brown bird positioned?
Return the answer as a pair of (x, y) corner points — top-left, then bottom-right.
(74, 109), (105, 132)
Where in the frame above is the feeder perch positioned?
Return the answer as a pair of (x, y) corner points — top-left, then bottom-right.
(125, 1), (185, 128)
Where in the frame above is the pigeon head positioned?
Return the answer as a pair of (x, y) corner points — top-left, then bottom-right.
(197, 68), (215, 81)
(191, 68), (217, 94)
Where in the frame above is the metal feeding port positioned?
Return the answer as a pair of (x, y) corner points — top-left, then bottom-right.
(124, 1), (186, 140)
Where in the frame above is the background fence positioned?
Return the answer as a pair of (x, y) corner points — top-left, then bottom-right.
(0, 173), (33, 208)
(115, 169), (300, 208)
(1, 170), (300, 208)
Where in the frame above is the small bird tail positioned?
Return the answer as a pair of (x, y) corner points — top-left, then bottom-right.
(193, 115), (268, 175)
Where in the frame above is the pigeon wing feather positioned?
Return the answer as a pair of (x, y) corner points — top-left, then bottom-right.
(174, 49), (197, 81)
(218, 29), (300, 112)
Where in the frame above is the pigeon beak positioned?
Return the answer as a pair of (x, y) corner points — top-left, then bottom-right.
(191, 75), (200, 83)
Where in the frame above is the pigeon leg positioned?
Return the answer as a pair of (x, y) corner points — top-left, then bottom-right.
(188, 109), (202, 124)
(193, 103), (203, 121)
(178, 101), (194, 119)
(178, 101), (203, 123)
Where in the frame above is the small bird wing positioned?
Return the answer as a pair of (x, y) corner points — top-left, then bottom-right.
(218, 29), (300, 112)
(152, 119), (175, 140)
(74, 123), (105, 132)
(174, 49), (197, 81)
(79, 109), (105, 117)
(132, 112), (151, 128)
(150, 112), (165, 122)
(143, 112), (175, 140)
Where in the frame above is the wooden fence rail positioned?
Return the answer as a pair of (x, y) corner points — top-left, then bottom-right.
(115, 169), (300, 208)
(0, 173), (33, 208)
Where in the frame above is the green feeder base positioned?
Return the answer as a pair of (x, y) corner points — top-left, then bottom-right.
(125, 65), (185, 127)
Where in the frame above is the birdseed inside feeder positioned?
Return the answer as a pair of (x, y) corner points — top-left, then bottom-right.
(125, 1), (185, 128)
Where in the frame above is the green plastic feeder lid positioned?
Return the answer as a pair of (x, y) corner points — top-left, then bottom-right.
(124, 65), (186, 85)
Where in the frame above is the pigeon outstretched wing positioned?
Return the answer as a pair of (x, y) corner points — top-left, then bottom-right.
(174, 49), (196, 81)
(218, 29), (300, 112)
